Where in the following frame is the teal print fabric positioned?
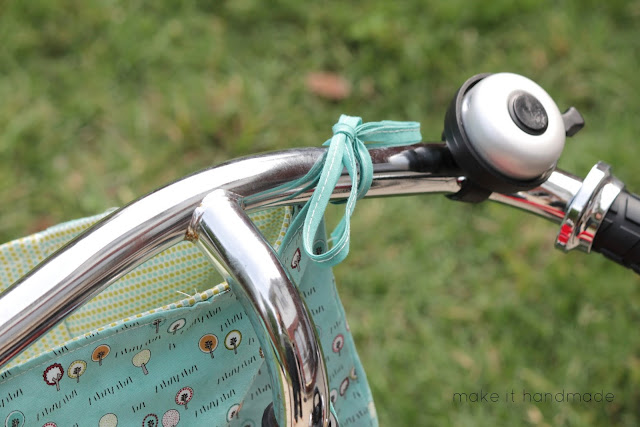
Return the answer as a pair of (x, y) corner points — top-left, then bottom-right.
(0, 207), (377, 426)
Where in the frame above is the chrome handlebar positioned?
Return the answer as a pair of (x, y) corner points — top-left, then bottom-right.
(0, 142), (619, 426)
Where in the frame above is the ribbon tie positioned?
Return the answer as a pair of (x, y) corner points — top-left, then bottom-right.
(283, 115), (422, 266)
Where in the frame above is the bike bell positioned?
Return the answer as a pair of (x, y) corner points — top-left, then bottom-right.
(443, 72), (584, 202)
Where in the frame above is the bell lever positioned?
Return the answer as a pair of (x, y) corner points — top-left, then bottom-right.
(561, 106), (585, 137)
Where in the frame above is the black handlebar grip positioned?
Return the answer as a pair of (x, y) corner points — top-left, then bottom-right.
(592, 189), (640, 274)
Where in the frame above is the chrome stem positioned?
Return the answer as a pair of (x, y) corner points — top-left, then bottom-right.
(192, 190), (329, 427)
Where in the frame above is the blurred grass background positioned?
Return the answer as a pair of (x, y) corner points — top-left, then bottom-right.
(1, 1), (640, 425)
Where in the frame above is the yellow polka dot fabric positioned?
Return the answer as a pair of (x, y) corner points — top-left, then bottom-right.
(0, 206), (292, 369)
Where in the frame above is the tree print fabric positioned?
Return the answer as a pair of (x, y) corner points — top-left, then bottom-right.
(0, 207), (376, 426)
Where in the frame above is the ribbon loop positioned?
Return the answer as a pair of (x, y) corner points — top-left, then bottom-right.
(285, 115), (422, 266)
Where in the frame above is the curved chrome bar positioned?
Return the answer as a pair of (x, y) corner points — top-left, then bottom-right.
(0, 147), (324, 368)
(0, 143), (462, 427)
(0, 144), (461, 366)
(192, 190), (329, 426)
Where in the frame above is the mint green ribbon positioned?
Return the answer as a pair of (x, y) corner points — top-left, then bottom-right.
(287, 115), (421, 266)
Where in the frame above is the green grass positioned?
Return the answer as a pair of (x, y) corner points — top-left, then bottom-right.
(1, 1), (640, 425)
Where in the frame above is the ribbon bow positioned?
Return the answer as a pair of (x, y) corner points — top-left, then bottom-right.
(293, 114), (421, 266)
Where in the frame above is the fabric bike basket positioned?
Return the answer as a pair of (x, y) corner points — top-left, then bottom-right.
(0, 207), (377, 426)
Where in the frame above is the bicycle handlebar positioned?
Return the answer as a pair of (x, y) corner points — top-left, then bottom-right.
(0, 71), (636, 426)
(0, 139), (634, 426)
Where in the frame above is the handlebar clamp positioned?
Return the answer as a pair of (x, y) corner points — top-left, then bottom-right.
(556, 162), (624, 253)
